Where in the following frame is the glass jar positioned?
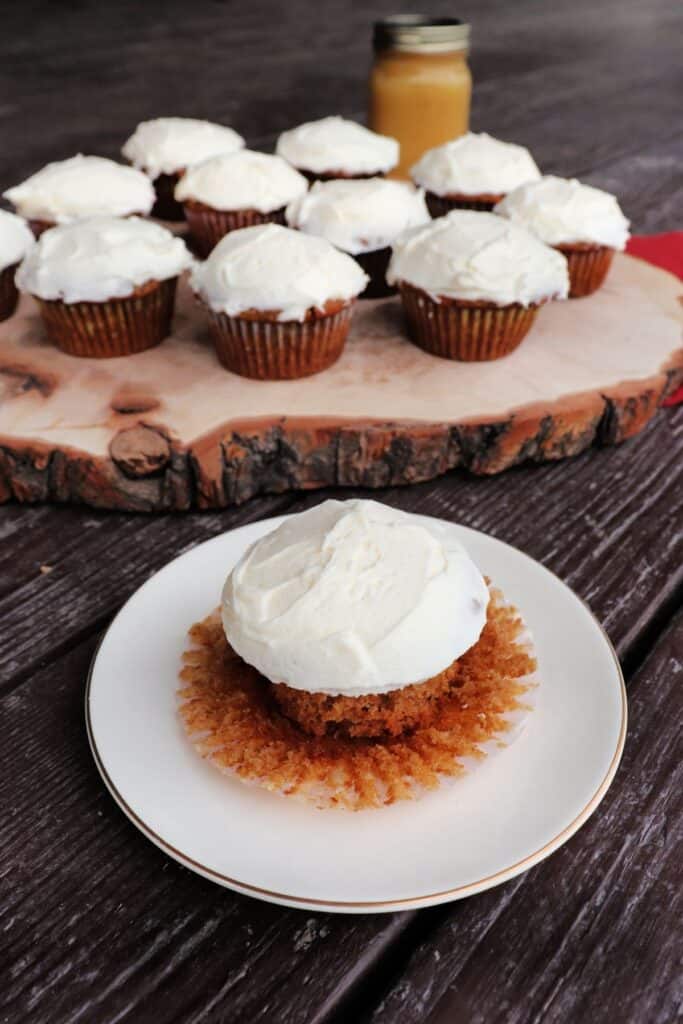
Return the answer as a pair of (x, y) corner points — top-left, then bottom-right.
(369, 16), (472, 179)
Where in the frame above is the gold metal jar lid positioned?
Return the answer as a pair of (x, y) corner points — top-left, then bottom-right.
(373, 15), (470, 54)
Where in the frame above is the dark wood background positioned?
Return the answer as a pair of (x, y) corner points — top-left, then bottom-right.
(1, 2), (682, 1022)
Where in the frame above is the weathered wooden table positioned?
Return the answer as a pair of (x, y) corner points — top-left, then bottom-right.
(2, 2), (682, 1021)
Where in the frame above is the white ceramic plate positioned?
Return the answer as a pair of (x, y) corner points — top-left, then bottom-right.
(86, 512), (626, 914)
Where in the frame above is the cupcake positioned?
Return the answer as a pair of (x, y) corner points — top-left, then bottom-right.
(286, 177), (430, 298)
(494, 176), (630, 297)
(179, 499), (537, 810)
(276, 115), (399, 182)
(0, 210), (34, 321)
(3, 155), (155, 238)
(121, 117), (245, 221)
(411, 132), (541, 217)
(190, 223), (367, 379)
(16, 217), (192, 357)
(387, 210), (569, 361)
(175, 150), (308, 257)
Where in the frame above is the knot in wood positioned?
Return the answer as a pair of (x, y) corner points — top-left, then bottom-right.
(109, 425), (171, 478)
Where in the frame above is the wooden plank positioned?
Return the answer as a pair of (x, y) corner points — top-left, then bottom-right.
(2, 405), (681, 690)
(365, 606), (683, 1024)
(1, 479), (680, 1024)
(1, 254), (680, 512)
(0, 633), (422, 1024)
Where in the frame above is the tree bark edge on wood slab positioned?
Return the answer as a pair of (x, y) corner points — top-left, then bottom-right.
(0, 359), (680, 512)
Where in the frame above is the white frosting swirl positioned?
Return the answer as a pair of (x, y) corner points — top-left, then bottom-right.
(494, 176), (631, 249)
(4, 155), (155, 223)
(0, 210), (34, 272)
(411, 132), (541, 197)
(387, 210), (569, 306)
(276, 116), (399, 175)
(222, 499), (490, 697)
(16, 216), (193, 303)
(286, 178), (430, 255)
(122, 117), (245, 178)
(191, 223), (367, 321)
(175, 150), (308, 213)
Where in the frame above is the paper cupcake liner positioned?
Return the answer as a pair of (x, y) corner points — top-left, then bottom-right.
(399, 283), (539, 361)
(184, 201), (286, 257)
(354, 246), (394, 299)
(151, 171), (184, 221)
(37, 278), (177, 358)
(0, 263), (20, 322)
(207, 302), (353, 379)
(177, 586), (538, 811)
(556, 243), (615, 298)
(426, 191), (503, 217)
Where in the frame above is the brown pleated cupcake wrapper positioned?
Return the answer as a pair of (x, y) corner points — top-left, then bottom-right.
(354, 247), (394, 298)
(0, 263), (19, 322)
(37, 278), (177, 358)
(399, 284), (538, 361)
(426, 191), (503, 218)
(556, 244), (615, 298)
(184, 203), (286, 257)
(207, 304), (353, 379)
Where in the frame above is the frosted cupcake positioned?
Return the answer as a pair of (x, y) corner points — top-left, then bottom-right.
(179, 499), (537, 810)
(175, 150), (308, 257)
(191, 223), (367, 379)
(411, 132), (541, 217)
(16, 217), (192, 357)
(3, 155), (155, 237)
(495, 176), (630, 297)
(0, 211), (34, 321)
(387, 210), (568, 361)
(276, 116), (399, 182)
(122, 116), (245, 221)
(286, 178), (430, 298)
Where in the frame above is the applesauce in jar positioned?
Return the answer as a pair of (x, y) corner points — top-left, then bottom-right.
(370, 16), (471, 179)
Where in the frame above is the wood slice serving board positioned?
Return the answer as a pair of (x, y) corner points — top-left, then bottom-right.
(0, 253), (681, 511)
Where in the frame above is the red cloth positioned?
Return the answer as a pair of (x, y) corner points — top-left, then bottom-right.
(626, 233), (683, 405)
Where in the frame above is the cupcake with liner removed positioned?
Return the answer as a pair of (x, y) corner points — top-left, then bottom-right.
(0, 211), (34, 321)
(276, 115), (399, 182)
(387, 210), (568, 361)
(411, 132), (541, 217)
(191, 223), (367, 379)
(122, 117), (245, 221)
(494, 176), (630, 297)
(16, 217), (192, 357)
(286, 177), (430, 298)
(3, 155), (155, 237)
(175, 150), (308, 257)
(179, 499), (538, 810)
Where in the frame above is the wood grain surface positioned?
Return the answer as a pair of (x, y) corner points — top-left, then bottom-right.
(1, 253), (681, 510)
(1, 1), (682, 1022)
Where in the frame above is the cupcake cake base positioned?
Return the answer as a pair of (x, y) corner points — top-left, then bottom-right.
(426, 191), (503, 217)
(183, 199), (286, 257)
(38, 278), (177, 358)
(556, 243), (615, 298)
(0, 262), (20, 322)
(178, 587), (537, 811)
(399, 284), (539, 361)
(151, 171), (184, 222)
(207, 300), (353, 380)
